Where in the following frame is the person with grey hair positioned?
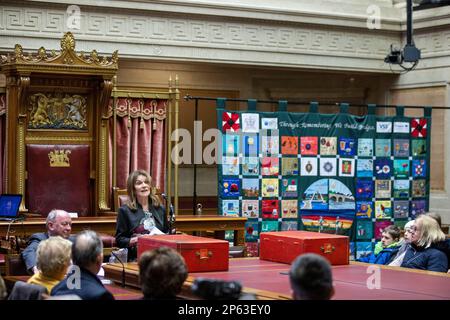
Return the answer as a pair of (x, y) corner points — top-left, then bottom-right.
(51, 230), (114, 300)
(22, 209), (74, 274)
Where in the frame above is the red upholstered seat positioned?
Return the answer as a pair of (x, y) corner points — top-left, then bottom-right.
(100, 234), (116, 248)
(0, 253), (5, 264)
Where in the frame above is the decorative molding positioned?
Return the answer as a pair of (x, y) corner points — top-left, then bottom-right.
(25, 136), (93, 142)
(17, 114), (27, 211)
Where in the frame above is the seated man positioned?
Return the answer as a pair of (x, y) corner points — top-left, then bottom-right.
(138, 247), (188, 299)
(27, 236), (72, 294)
(289, 253), (334, 300)
(51, 230), (114, 300)
(0, 275), (6, 300)
(21, 209), (73, 274)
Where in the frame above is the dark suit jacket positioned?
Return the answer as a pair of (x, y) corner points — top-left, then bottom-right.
(51, 267), (115, 300)
(21, 233), (75, 274)
(115, 203), (168, 260)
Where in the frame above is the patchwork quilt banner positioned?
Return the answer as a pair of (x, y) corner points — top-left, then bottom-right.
(216, 100), (432, 258)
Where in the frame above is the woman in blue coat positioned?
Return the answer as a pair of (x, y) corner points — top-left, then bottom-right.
(401, 215), (448, 273)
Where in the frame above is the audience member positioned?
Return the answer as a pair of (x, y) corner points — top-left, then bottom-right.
(115, 170), (169, 261)
(22, 209), (73, 274)
(358, 225), (401, 265)
(388, 220), (414, 266)
(51, 230), (114, 300)
(0, 275), (6, 300)
(27, 236), (72, 293)
(139, 246), (187, 299)
(401, 215), (448, 272)
(289, 253), (334, 300)
(426, 212), (450, 269)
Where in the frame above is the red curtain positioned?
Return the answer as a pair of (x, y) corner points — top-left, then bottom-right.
(0, 94), (6, 194)
(108, 97), (167, 203)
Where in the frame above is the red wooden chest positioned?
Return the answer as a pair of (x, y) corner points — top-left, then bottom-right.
(137, 234), (229, 272)
(259, 231), (349, 265)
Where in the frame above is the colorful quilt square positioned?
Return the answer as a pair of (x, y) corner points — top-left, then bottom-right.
(222, 112), (240, 132)
(374, 158), (393, 179)
(241, 113), (259, 133)
(261, 220), (279, 232)
(261, 135), (279, 155)
(281, 200), (298, 218)
(261, 200), (279, 219)
(357, 159), (373, 178)
(281, 158), (299, 175)
(261, 178), (279, 197)
(261, 118), (278, 130)
(339, 158), (355, 177)
(280, 221), (298, 231)
(411, 200), (426, 218)
(375, 180), (391, 198)
(261, 157), (279, 176)
(281, 178), (298, 198)
(245, 221), (260, 242)
(412, 139), (427, 156)
(393, 180), (410, 198)
(356, 179), (374, 199)
(222, 156), (239, 176)
(242, 178), (260, 197)
(411, 118), (427, 138)
(300, 136), (318, 155)
(223, 134), (240, 156)
(356, 242), (373, 259)
(412, 159), (426, 178)
(319, 137), (337, 155)
(222, 200), (240, 216)
(281, 136), (299, 155)
(319, 158), (337, 176)
(242, 134), (259, 156)
(393, 159), (410, 179)
(393, 200), (409, 219)
(374, 221), (393, 239)
(357, 138), (373, 157)
(356, 220), (373, 240)
(329, 179), (355, 210)
(221, 178), (241, 197)
(393, 139), (410, 157)
(375, 139), (391, 157)
(301, 179), (328, 210)
(375, 200), (392, 219)
(356, 201), (373, 219)
(242, 157), (259, 175)
(242, 200), (259, 218)
(301, 157), (318, 176)
(412, 179), (426, 197)
(338, 137), (356, 156)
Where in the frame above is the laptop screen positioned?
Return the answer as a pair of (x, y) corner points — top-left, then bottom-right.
(0, 194), (22, 218)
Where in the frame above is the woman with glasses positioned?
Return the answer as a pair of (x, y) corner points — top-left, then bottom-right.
(400, 215), (448, 272)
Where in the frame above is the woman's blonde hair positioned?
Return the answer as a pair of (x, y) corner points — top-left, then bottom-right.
(36, 236), (72, 279)
(414, 215), (446, 248)
(126, 170), (161, 210)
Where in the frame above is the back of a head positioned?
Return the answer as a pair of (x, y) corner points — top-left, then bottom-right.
(289, 253), (334, 300)
(426, 212), (442, 229)
(36, 236), (72, 279)
(139, 246), (188, 299)
(72, 230), (103, 269)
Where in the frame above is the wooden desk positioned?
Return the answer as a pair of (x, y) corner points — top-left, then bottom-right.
(104, 258), (450, 300)
(0, 215), (247, 247)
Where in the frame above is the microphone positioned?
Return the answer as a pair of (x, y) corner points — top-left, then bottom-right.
(111, 251), (126, 288)
(161, 193), (175, 234)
